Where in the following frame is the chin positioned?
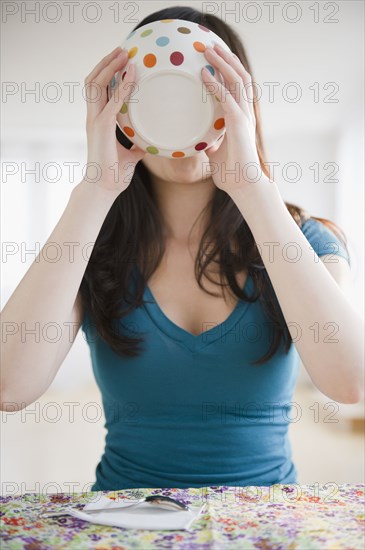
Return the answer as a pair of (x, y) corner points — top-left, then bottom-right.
(142, 151), (211, 185)
(169, 161), (205, 184)
(169, 152), (209, 180)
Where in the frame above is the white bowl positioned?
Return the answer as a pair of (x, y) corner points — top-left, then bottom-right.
(108, 18), (231, 158)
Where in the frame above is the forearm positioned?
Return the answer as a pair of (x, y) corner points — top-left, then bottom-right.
(1, 180), (116, 396)
(228, 178), (364, 403)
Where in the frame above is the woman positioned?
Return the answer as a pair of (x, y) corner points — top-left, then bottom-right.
(1, 7), (363, 492)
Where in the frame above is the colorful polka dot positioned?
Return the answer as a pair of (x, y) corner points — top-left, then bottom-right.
(177, 26), (191, 34)
(128, 47), (138, 58)
(143, 53), (157, 68)
(160, 19), (174, 23)
(205, 64), (215, 76)
(120, 103), (128, 114)
(198, 24), (210, 32)
(156, 36), (170, 47)
(170, 51), (184, 66)
(193, 41), (206, 52)
(195, 142), (208, 151)
(141, 29), (153, 37)
(146, 146), (159, 154)
(123, 126), (135, 137)
(214, 118), (225, 130)
(172, 151), (185, 158)
(111, 76), (116, 88)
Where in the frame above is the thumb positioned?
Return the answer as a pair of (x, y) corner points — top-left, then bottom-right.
(204, 136), (224, 161)
(116, 141), (146, 164)
(128, 144), (146, 163)
(204, 144), (217, 159)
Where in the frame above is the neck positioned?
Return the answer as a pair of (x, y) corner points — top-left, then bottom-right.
(150, 175), (216, 244)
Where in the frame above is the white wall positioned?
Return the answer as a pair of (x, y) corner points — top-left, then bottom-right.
(336, 112), (364, 316)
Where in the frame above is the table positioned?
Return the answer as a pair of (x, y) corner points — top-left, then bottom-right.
(1, 484), (364, 549)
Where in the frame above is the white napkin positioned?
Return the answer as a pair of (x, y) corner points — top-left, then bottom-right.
(66, 495), (206, 531)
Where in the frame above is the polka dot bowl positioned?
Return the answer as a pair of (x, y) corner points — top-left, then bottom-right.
(108, 19), (231, 158)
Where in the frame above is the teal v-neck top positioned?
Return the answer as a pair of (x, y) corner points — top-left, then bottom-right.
(81, 218), (350, 491)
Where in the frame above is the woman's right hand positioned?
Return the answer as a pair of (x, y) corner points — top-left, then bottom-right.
(84, 46), (146, 194)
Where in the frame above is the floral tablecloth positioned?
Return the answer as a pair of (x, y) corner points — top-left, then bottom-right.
(1, 484), (364, 549)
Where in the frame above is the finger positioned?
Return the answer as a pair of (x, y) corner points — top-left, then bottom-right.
(212, 44), (256, 123)
(204, 47), (244, 106)
(210, 44), (255, 123)
(201, 66), (241, 120)
(86, 50), (129, 119)
(85, 46), (122, 84)
(204, 49), (254, 127)
(200, 53), (252, 122)
(105, 62), (138, 117)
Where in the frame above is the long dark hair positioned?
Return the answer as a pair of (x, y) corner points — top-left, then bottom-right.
(79, 6), (349, 365)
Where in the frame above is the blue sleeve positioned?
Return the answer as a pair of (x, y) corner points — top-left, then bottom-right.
(301, 218), (351, 266)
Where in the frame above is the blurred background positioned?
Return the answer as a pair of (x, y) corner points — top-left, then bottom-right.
(1, 0), (364, 495)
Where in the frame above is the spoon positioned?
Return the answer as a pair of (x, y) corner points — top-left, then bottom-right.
(39, 495), (191, 518)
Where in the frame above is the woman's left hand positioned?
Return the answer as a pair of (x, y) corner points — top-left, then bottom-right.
(201, 44), (267, 194)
